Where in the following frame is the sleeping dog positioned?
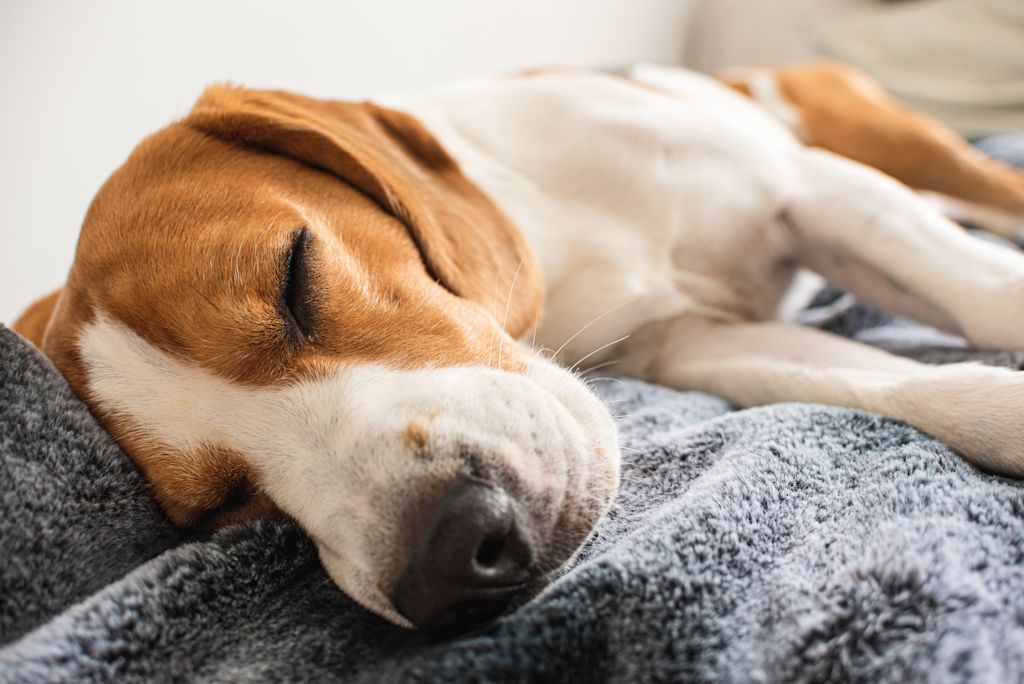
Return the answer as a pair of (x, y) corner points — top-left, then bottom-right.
(15, 62), (1024, 632)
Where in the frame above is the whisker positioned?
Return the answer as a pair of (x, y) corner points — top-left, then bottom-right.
(590, 390), (626, 399)
(183, 280), (222, 314)
(589, 377), (630, 393)
(498, 254), (526, 372)
(232, 238), (245, 290)
(568, 334), (631, 374)
(578, 358), (622, 376)
(530, 312), (541, 352)
(490, 274), (500, 369)
(572, 489), (622, 509)
(551, 300), (630, 361)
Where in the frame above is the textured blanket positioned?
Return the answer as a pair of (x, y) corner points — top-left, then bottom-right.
(2, 280), (1024, 683)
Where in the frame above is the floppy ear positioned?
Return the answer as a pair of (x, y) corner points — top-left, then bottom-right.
(13, 288), (63, 348)
(184, 85), (544, 339)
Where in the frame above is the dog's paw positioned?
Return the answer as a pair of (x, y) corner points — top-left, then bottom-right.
(903, 363), (1024, 478)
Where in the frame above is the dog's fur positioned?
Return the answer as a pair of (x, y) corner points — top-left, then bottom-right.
(15, 62), (1024, 628)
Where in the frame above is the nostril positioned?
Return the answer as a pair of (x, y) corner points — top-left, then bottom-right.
(471, 521), (533, 584)
(475, 536), (506, 569)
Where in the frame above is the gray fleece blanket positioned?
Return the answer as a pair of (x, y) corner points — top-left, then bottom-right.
(2, 283), (1024, 683)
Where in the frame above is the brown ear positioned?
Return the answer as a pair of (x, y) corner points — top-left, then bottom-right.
(184, 85), (543, 338)
(13, 288), (63, 348)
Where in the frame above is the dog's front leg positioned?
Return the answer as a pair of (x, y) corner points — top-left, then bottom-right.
(622, 315), (1024, 477)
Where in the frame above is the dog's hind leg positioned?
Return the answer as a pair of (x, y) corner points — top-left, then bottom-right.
(723, 61), (1024, 239)
(781, 147), (1024, 351)
(620, 315), (1024, 477)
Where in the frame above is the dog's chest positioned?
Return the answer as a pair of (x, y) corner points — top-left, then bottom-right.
(393, 67), (801, 365)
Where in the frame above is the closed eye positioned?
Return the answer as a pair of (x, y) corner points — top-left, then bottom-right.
(279, 227), (316, 341)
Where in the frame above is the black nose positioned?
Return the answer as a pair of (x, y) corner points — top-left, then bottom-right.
(394, 476), (534, 632)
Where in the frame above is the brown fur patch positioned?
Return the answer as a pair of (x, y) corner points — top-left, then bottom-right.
(402, 421), (430, 455)
(101, 408), (275, 528)
(20, 85), (546, 530)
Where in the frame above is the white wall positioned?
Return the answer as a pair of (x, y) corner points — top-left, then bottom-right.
(0, 0), (696, 324)
(684, 0), (863, 72)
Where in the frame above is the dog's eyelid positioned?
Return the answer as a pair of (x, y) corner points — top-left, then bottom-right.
(279, 227), (316, 342)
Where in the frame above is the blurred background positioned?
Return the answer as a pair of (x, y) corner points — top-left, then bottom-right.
(1, 0), (1021, 324)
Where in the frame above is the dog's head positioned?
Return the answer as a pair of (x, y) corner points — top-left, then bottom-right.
(15, 85), (619, 631)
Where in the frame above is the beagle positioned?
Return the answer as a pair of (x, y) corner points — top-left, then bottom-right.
(14, 62), (1024, 632)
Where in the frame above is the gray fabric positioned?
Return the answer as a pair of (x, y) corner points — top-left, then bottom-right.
(2, 289), (1024, 682)
(0, 327), (182, 645)
(974, 133), (1024, 169)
